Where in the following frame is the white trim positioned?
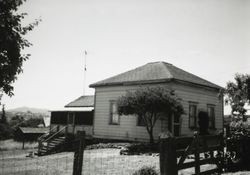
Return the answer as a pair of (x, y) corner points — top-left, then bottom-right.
(50, 107), (94, 112)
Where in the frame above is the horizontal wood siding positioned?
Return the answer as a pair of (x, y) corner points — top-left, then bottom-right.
(172, 83), (223, 136)
(93, 83), (223, 141)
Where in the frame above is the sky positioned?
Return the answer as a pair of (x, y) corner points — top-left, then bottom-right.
(1, 0), (250, 113)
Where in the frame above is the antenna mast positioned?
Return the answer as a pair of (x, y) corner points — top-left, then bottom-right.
(83, 50), (87, 95)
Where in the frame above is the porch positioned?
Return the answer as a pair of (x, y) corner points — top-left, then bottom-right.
(50, 107), (94, 136)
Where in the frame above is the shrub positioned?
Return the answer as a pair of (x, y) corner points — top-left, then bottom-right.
(120, 143), (159, 155)
(0, 123), (13, 140)
(132, 166), (158, 175)
(225, 120), (250, 172)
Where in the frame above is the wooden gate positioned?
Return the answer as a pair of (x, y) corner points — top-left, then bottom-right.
(160, 132), (224, 175)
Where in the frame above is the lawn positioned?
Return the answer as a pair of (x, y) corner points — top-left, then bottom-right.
(0, 141), (250, 175)
(0, 148), (160, 175)
(0, 139), (38, 151)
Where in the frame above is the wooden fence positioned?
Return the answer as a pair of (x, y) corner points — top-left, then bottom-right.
(160, 132), (224, 175)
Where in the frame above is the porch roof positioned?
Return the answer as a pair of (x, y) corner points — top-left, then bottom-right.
(50, 107), (94, 112)
(65, 95), (94, 107)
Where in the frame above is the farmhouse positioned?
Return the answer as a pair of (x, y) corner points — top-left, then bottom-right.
(90, 61), (224, 142)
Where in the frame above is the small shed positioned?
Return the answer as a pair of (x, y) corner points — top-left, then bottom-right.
(16, 127), (49, 149)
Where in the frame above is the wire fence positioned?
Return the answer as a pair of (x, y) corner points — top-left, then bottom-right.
(0, 145), (160, 175)
(0, 148), (74, 175)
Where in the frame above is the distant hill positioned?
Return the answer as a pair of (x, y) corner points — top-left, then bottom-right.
(7, 106), (50, 115)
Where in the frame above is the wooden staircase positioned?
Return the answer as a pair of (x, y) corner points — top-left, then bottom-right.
(37, 126), (68, 156)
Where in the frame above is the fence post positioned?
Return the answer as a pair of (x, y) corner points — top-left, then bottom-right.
(194, 132), (200, 175)
(218, 132), (224, 173)
(73, 131), (85, 175)
(159, 132), (177, 175)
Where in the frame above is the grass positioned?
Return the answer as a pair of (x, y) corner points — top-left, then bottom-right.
(0, 139), (37, 151)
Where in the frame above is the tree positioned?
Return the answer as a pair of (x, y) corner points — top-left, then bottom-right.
(1, 104), (7, 123)
(224, 74), (250, 120)
(0, 0), (39, 97)
(117, 86), (184, 144)
(0, 104), (13, 140)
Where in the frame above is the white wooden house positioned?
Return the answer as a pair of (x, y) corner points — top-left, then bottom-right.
(90, 62), (224, 142)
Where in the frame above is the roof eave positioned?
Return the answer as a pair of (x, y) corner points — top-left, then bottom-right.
(173, 79), (224, 91)
(90, 78), (224, 91)
(64, 105), (94, 108)
(89, 79), (172, 88)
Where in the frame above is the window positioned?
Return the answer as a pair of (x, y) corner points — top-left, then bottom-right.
(137, 115), (146, 126)
(189, 103), (197, 128)
(207, 105), (215, 129)
(74, 111), (94, 125)
(68, 112), (74, 124)
(51, 112), (67, 124)
(173, 115), (181, 136)
(110, 101), (119, 125)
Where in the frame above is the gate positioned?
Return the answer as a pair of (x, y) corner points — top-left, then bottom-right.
(160, 132), (224, 175)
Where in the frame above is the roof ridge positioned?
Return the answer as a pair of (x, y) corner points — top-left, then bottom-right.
(160, 62), (174, 79)
(148, 61), (173, 66)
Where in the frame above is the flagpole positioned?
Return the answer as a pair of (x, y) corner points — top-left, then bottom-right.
(83, 50), (87, 95)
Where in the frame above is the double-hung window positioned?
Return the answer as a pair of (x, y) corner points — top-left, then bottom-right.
(110, 101), (119, 125)
(189, 102), (197, 128)
(207, 105), (215, 129)
(137, 115), (146, 126)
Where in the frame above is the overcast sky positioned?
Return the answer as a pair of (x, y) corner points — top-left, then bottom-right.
(2, 0), (250, 113)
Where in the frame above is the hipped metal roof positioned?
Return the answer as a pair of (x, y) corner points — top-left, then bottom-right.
(89, 61), (222, 90)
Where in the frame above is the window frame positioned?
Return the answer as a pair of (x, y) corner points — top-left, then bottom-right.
(137, 115), (146, 127)
(109, 101), (120, 125)
(189, 102), (198, 129)
(207, 104), (216, 129)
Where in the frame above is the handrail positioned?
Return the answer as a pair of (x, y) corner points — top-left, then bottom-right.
(38, 125), (58, 141)
(44, 126), (67, 143)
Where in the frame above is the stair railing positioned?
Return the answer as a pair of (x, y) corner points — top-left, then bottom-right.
(38, 125), (67, 155)
(44, 126), (68, 153)
(44, 126), (68, 143)
(38, 125), (58, 142)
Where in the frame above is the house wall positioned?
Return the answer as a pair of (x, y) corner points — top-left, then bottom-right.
(93, 82), (223, 142)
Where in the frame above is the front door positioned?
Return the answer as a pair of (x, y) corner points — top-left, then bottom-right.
(168, 114), (181, 137)
(67, 112), (75, 134)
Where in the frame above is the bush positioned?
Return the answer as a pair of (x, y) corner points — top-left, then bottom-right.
(0, 123), (13, 140)
(132, 166), (158, 175)
(120, 143), (158, 155)
(225, 120), (250, 172)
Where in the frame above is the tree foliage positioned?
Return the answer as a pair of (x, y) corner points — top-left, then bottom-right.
(0, 0), (39, 97)
(0, 104), (7, 123)
(225, 74), (250, 119)
(117, 86), (184, 143)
